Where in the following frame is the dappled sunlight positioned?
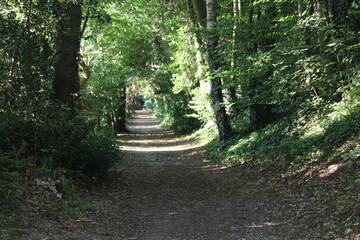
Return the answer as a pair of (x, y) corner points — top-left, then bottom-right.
(118, 132), (173, 138)
(319, 163), (345, 178)
(281, 142), (356, 180)
(130, 110), (154, 119)
(282, 161), (346, 180)
(246, 221), (288, 229)
(118, 138), (186, 145)
(128, 124), (163, 131)
(120, 141), (206, 152)
(200, 163), (233, 171)
(2, 0), (359, 237)
(124, 110), (168, 133)
(119, 111), (207, 152)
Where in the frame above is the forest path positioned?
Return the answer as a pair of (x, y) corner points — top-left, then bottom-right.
(23, 110), (303, 240)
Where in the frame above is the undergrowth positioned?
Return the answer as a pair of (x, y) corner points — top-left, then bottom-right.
(204, 99), (360, 238)
(207, 100), (359, 170)
(0, 102), (120, 238)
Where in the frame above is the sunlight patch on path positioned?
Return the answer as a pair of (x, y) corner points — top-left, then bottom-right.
(118, 138), (183, 144)
(128, 123), (162, 131)
(120, 141), (206, 152)
(119, 110), (206, 152)
(246, 221), (289, 229)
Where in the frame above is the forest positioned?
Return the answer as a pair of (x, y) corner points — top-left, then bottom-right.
(0, 0), (359, 239)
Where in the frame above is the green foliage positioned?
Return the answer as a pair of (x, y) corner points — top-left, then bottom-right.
(144, 91), (202, 134)
(0, 154), (24, 204)
(342, 148), (360, 161)
(188, 83), (214, 125)
(0, 106), (119, 238)
(207, 101), (360, 171)
(0, 1), (117, 237)
(70, 130), (119, 177)
(0, 105), (119, 179)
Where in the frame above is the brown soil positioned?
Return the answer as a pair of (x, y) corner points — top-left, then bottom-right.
(19, 110), (328, 239)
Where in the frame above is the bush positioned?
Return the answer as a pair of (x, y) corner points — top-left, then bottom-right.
(0, 104), (120, 180)
(65, 131), (119, 177)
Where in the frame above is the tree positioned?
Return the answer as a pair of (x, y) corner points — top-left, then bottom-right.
(248, 2), (277, 130)
(114, 81), (127, 133)
(191, 0), (207, 29)
(53, 1), (82, 104)
(191, 0), (232, 140)
(205, 0), (233, 140)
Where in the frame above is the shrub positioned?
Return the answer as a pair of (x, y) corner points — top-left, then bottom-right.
(65, 131), (120, 178)
(0, 105), (120, 180)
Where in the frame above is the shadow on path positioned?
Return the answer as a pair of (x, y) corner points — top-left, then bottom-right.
(21, 110), (303, 240)
(88, 110), (300, 240)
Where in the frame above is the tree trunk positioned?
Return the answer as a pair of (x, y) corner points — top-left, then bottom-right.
(53, 2), (82, 104)
(229, 0), (241, 116)
(248, 2), (277, 130)
(188, 0), (206, 82)
(115, 84), (127, 133)
(192, 0), (207, 29)
(206, 0), (233, 141)
(247, 0), (254, 23)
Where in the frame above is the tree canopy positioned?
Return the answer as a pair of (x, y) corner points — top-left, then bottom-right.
(1, 0), (359, 237)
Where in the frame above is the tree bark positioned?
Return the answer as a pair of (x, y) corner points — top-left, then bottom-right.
(192, 0), (207, 29)
(206, 0), (233, 141)
(115, 84), (127, 133)
(248, 2), (277, 130)
(188, 0), (206, 81)
(53, 2), (82, 104)
(229, 0), (241, 115)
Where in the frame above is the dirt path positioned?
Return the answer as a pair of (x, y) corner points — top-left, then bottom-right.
(22, 110), (305, 240)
